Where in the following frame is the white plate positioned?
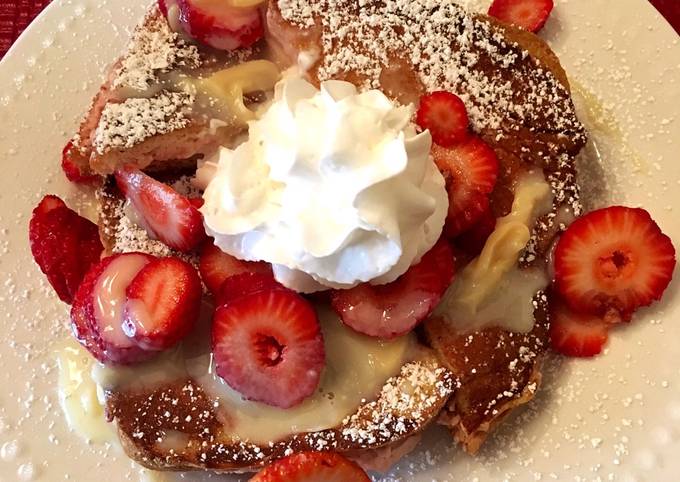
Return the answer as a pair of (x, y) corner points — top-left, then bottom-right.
(0, 0), (679, 481)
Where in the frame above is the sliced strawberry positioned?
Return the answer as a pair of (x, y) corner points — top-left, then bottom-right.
(188, 196), (204, 209)
(330, 239), (455, 339)
(554, 206), (676, 322)
(161, 0), (263, 51)
(212, 288), (324, 408)
(28, 195), (67, 273)
(488, 0), (554, 33)
(71, 254), (155, 365)
(114, 165), (206, 252)
(432, 138), (499, 237)
(29, 196), (104, 304)
(71, 258), (114, 364)
(454, 205), (497, 256)
(32, 194), (66, 216)
(549, 298), (609, 358)
(199, 241), (273, 295)
(216, 271), (281, 307)
(158, 0), (169, 16)
(250, 451), (370, 482)
(61, 140), (100, 184)
(122, 257), (202, 351)
(416, 91), (469, 147)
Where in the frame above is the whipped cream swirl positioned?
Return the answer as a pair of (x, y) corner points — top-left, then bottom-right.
(200, 77), (447, 292)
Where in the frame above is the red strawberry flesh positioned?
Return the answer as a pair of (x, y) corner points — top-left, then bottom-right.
(549, 298), (608, 358)
(488, 0), (554, 33)
(158, 0), (169, 16)
(433, 138), (499, 237)
(212, 288), (325, 408)
(188, 197), (205, 209)
(249, 451), (371, 482)
(164, 0), (263, 51)
(123, 257), (202, 351)
(33, 195), (66, 216)
(29, 196), (104, 304)
(330, 239), (455, 338)
(114, 165), (206, 252)
(217, 271), (281, 307)
(61, 140), (100, 184)
(554, 206), (676, 321)
(199, 241), (273, 295)
(416, 91), (469, 147)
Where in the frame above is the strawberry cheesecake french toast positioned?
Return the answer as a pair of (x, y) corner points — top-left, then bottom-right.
(27, 0), (676, 480)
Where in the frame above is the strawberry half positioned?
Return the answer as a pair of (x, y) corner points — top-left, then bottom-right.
(29, 195), (104, 304)
(549, 298), (609, 358)
(217, 271), (281, 307)
(160, 0), (263, 51)
(416, 91), (470, 147)
(212, 288), (325, 408)
(114, 165), (206, 252)
(199, 241), (273, 295)
(488, 0), (554, 33)
(250, 451), (370, 482)
(61, 140), (100, 184)
(554, 206), (676, 322)
(122, 257), (202, 351)
(330, 239), (455, 339)
(432, 138), (499, 237)
(71, 253), (155, 365)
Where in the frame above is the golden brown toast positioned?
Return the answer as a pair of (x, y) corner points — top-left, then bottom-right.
(266, 0), (586, 454)
(424, 295), (550, 454)
(105, 352), (453, 472)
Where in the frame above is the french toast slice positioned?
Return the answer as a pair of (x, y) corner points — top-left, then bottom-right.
(95, 174), (456, 472)
(266, 0), (586, 454)
(73, 6), (255, 175)
(84, 0), (588, 471)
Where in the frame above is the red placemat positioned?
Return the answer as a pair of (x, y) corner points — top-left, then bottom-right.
(1, 0), (51, 58)
(0, 0), (679, 60)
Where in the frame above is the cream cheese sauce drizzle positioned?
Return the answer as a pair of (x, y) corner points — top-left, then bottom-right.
(437, 172), (553, 333)
(78, 304), (412, 445)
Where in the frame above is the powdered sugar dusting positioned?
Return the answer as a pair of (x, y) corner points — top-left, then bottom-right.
(93, 90), (194, 155)
(104, 359), (454, 470)
(342, 361), (455, 446)
(277, 0), (586, 141)
(112, 6), (200, 92)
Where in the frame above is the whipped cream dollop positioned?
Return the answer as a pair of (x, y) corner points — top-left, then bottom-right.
(200, 77), (447, 292)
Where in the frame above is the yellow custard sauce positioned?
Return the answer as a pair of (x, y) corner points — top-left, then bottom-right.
(437, 172), (553, 333)
(56, 342), (115, 444)
(60, 305), (412, 446)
